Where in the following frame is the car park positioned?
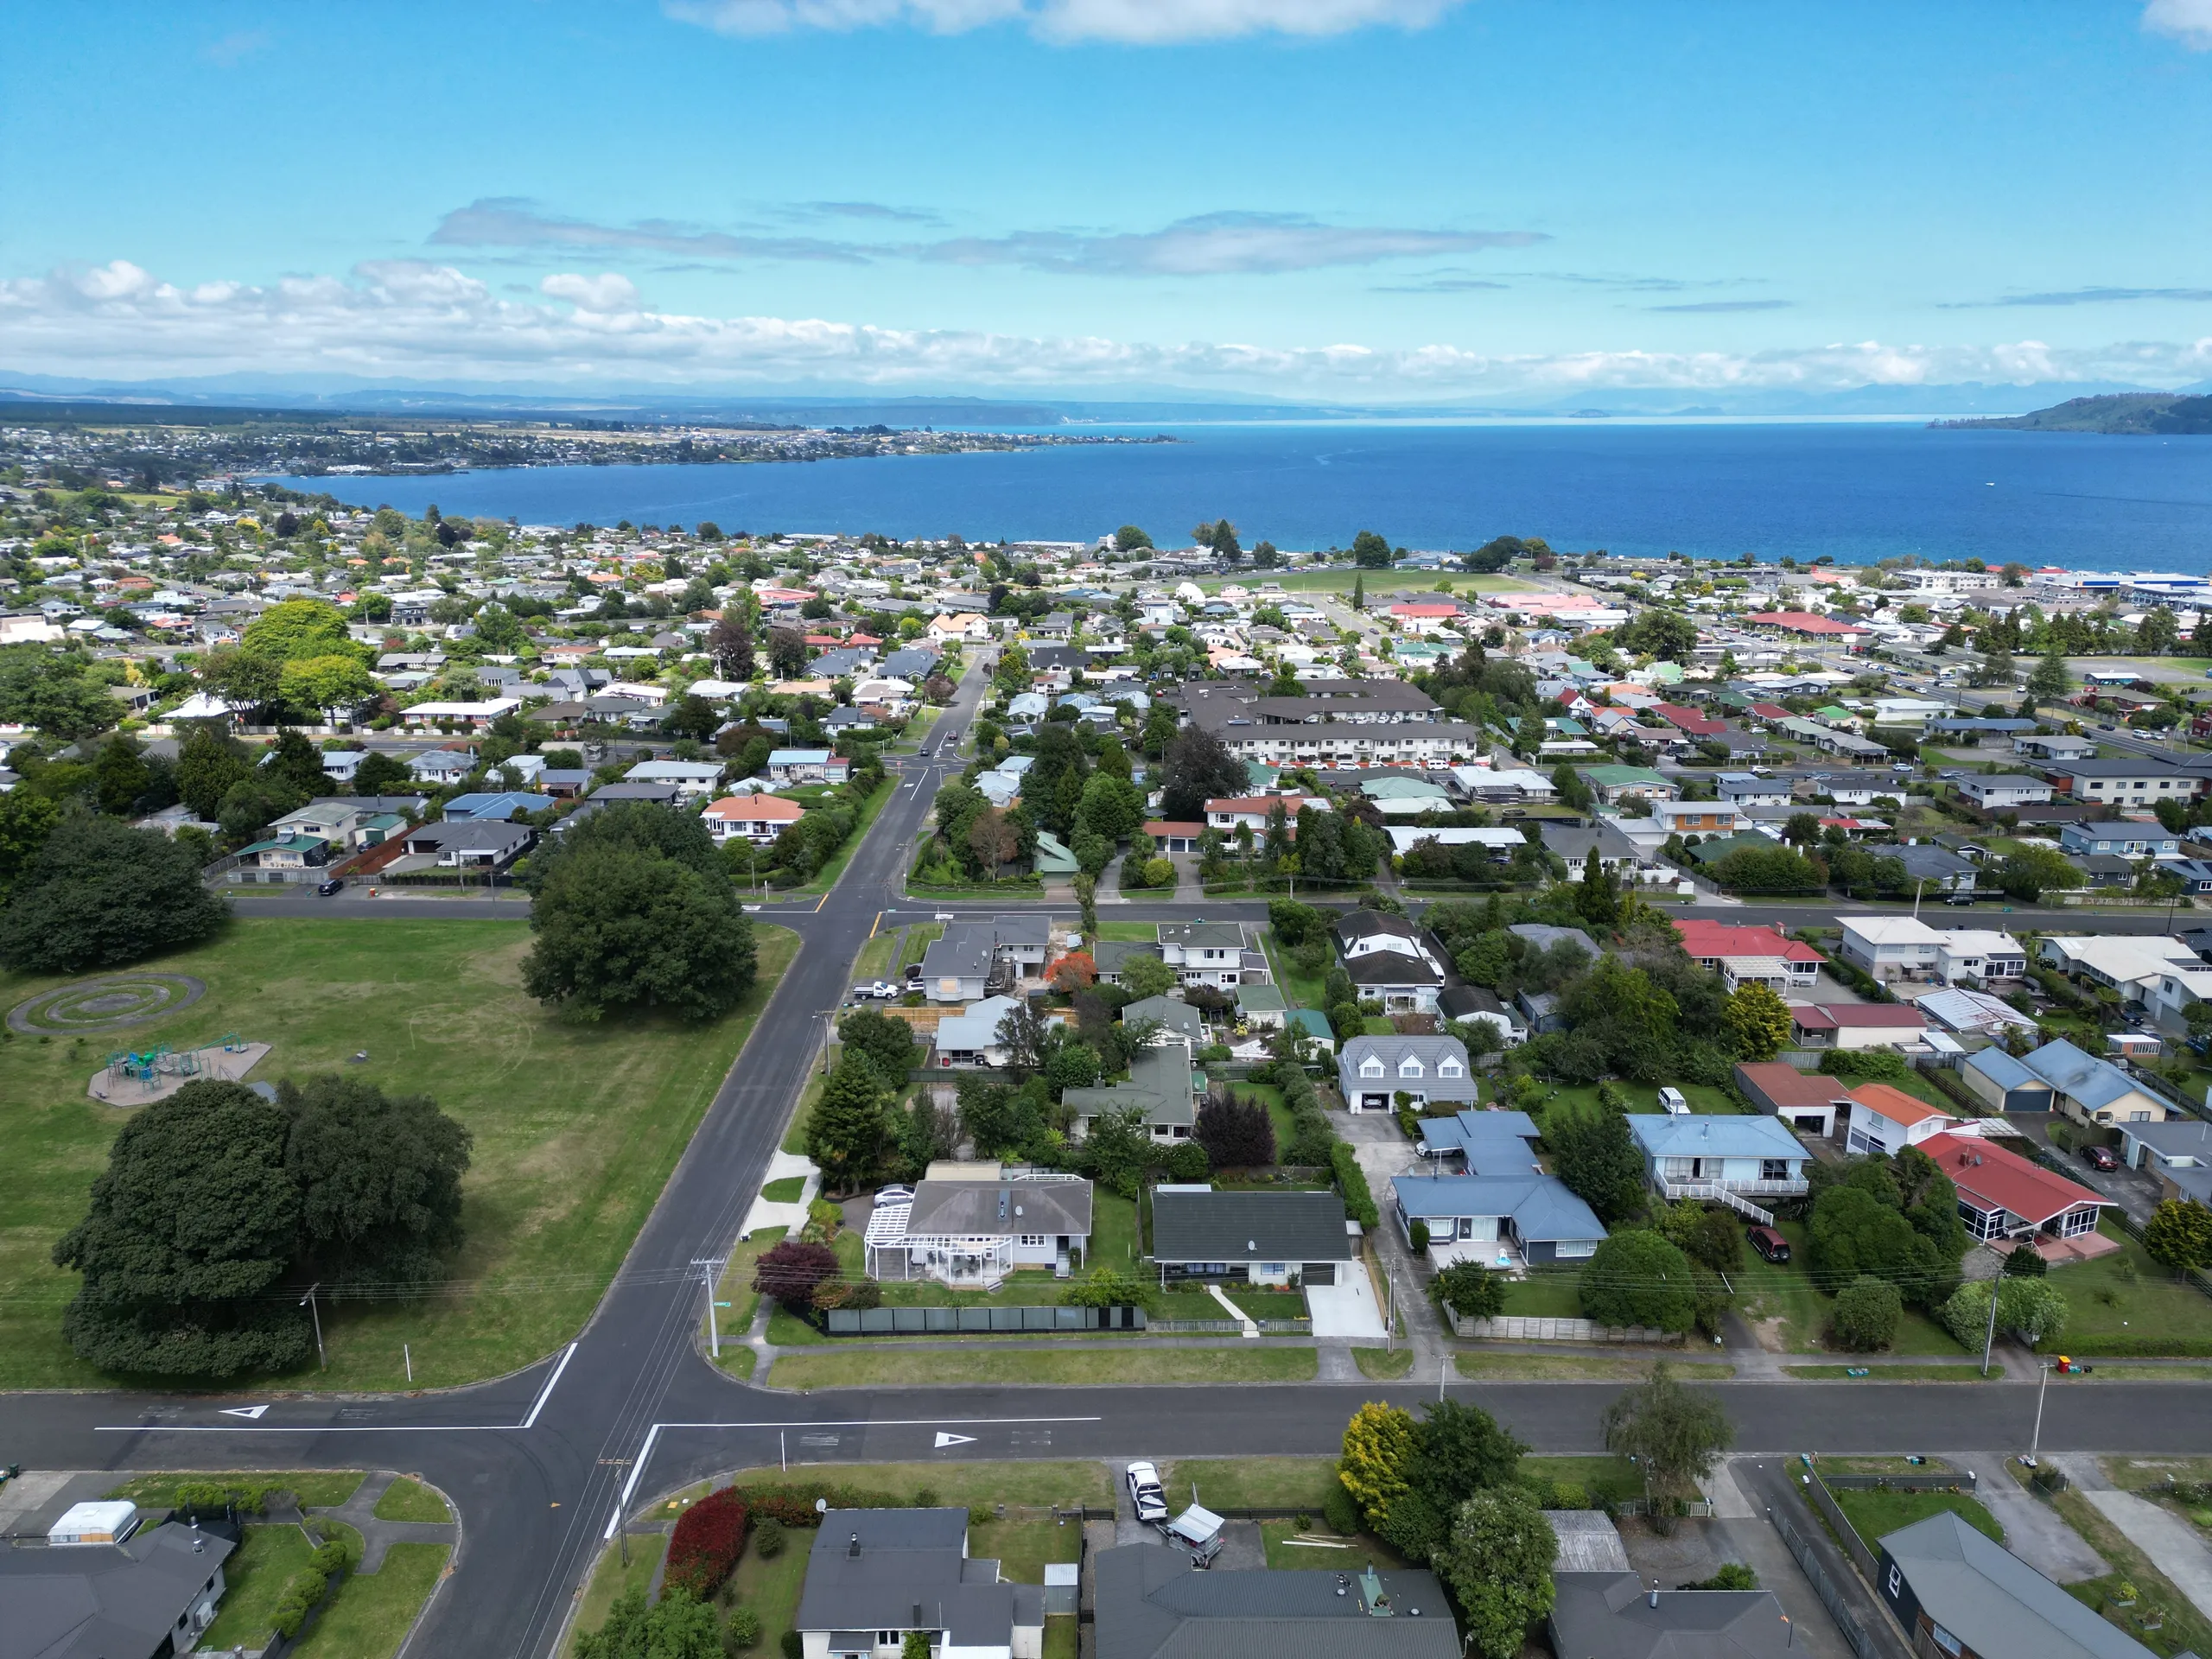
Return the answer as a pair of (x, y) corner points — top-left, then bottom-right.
(2083, 1145), (2119, 1173)
(1746, 1224), (1791, 1264)
(1125, 1461), (1169, 1523)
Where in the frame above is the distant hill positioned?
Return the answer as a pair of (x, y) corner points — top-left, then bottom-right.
(1935, 393), (2212, 434)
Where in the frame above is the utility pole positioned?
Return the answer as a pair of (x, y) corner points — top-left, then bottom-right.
(2029, 1362), (2052, 1463)
(300, 1283), (325, 1370)
(1981, 1271), (2001, 1376)
(692, 1257), (726, 1357)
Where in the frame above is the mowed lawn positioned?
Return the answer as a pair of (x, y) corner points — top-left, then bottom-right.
(0, 918), (798, 1391)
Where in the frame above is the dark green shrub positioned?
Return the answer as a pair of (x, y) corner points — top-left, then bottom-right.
(1323, 1480), (1363, 1536)
(1830, 1275), (1904, 1351)
(753, 1518), (786, 1559)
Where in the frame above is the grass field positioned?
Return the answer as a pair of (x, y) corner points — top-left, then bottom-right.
(766, 1344), (1318, 1387)
(1262, 931), (1327, 1012)
(1354, 1346), (1414, 1379)
(293, 1540), (448, 1659)
(1832, 1488), (2002, 1546)
(1160, 1457), (1343, 1512)
(372, 1477), (451, 1522)
(1095, 921), (1159, 942)
(1731, 1218), (1966, 1356)
(0, 918), (798, 1391)
(724, 1534), (810, 1653)
(2030, 1224), (2212, 1354)
(1500, 1275), (1583, 1319)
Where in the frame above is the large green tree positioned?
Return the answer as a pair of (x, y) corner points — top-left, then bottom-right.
(282, 1076), (472, 1287)
(1433, 1487), (1556, 1659)
(805, 1055), (895, 1192)
(838, 1007), (919, 1086)
(1544, 1104), (1648, 1223)
(1579, 1230), (1698, 1332)
(0, 645), (119, 739)
(574, 1588), (721, 1659)
(53, 1081), (312, 1376)
(0, 810), (226, 973)
(1599, 1362), (1734, 1510)
(241, 599), (363, 664)
(0, 787), (61, 899)
(176, 724), (253, 821)
(522, 804), (756, 1022)
(1157, 726), (1249, 820)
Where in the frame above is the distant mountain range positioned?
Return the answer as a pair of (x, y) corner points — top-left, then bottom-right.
(1932, 392), (2212, 435)
(4, 370), (2210, 426)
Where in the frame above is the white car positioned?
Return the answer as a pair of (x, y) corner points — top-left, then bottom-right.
(1125, 1461), (1169, 1523)
(868, 981), (899, 1000)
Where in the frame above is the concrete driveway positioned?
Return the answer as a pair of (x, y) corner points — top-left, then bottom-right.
(1306, 1271), (1388, 1339)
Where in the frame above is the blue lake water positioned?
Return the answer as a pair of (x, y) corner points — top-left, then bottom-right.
(274, 421), (2212, 572)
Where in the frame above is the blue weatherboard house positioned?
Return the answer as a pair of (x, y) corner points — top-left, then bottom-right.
(1627, 1115), (1810, 1221)
(2057, 822), (2179, 859)
(1395, 1110), (1606, 1268)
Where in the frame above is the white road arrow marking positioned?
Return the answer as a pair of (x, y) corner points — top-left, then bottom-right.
(933, 1432), (977, 1448)
(220, 1405), (269, 1420)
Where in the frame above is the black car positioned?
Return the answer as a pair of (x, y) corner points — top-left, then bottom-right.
(316, 877), (346, 896)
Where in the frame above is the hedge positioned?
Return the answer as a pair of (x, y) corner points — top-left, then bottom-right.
(666, 1488), (750, 1599)
(728, 1479), (906, 1529)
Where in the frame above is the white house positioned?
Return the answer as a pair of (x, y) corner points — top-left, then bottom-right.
(862, 1170), (1091, 1286)
(1203, 793), (1324, 831)
(1837, 917), (1946, 980)
(932, 996), (1020, 1067)
(1955, 774), (2056, 810)
(1715, 772), (1794, 808)
(1339, 1035), (1477, 1114)
(1934, 930), (2029, 985)
(702, 792), (804, 845)
(1627, 1115), (1810, 1224)
(766, 748), (851, 785)
(2038, 934), (2205, 1007)
(1844, 1083), (1957, 1157)
(399, 697), (523, 728)
(623, 759), (727, 798)
(1156, 921), (1247, 988)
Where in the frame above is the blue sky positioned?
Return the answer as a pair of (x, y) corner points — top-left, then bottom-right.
(3, 0), (2209, 402)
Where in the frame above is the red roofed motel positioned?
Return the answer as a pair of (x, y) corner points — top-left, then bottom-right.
(1789, 1001), (1929, 1049)
(1143, 820), (1205, 854)
(1205, 795), (1329, 831)
(1673, 921), (1825, 990)
(1921, 1130), (2113, 1261)
(702, 793), (804, 845)
(1744, 611), (1868, 645)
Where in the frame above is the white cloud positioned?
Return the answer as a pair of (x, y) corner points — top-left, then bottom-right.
(5, 257), (2211, 397)
(664, 0), (1465, 41)
(2144, 0), (2212, 48)
(541, 272), (643, 312)
(923, 213), (1544, 275)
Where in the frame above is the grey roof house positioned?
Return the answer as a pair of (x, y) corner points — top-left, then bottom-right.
(919, 918), (1053, 1004)
(863, 1170), (1093, 1286)
(1876, 1510), (2153, 1659)
(792, 1508), (1044, 1659)
(1094, 938), (1165, 986)
(1094, 1547), (1458, 1659)
(1061, 1048), (1200, 1144)
(1339, 1035), (1478, 1114)
(0, 1522), (236, 1659)
(1548, 1571), (1797, 1659)
(1149, 1188), (1356, 1287)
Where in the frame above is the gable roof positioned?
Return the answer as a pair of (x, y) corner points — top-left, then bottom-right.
(1344, 952), (1442, 988)
(1628, 1114), (1807, 1162)
(906, 1176), (1093, 1240)
(1415, 1109), (1543, 1172)
(1548, 1572), (1796, 1659)
(794, 1509), (1027, 1649)
(1392, 1173), (1606, 1244)
(1093, 1544), (1459, 1659)
(1848, 1083), (1952, 1130)
(1150, 1190), (1354, 1263)
(0, 1522), (238, 1659)
(1878, 1511), (2153, 1659)
(1061, 1047), (1200, 1128)
(1733, 1063), (1851, 1111)
(2018, 1038), (2142, 1111)
(1340, 1035), (1472, 1077)
(1920, 1131), (2104, 1225)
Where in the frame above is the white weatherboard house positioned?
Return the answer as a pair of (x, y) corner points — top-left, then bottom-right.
(1155, 921), (1246, 988)
(1628, 1114), (1810, 1224)
(863, 1169), (1092, 1287)
(1837, 917), (1945, 980)
(1339, 1034), (1478, 1114)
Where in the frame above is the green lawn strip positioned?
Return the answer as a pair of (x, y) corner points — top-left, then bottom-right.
(766, 1345), (1317, 1386)
(852, 927), (901, 982)
(566, 1533), (668, 1656)
(1044, 1618), (1077, 1659)
(724, 1534), (809, 1655)
(1545, 1081), (1741, 1116)
(1090, 1191), (1140, 1272)
(1832, 1489), (2002, 1546)
(0, 919), (798, 1392)
(760, 1176), (807, 1203)
(2029, 1223), (2212, 1355)
(1160, 1457), (1342, 1512)
(106, 1471), (365, 1509)
(781, 1071), (827, 1155)
(1785, 1364), (2000, 1381)
(1524, 1455), (1640, 1495)
(1354, 1346), (1415, 1379)
(1262, 1522), (1407, 1569)
(2088, 1365), (2212, 1381)
(713, 1227), (786, 1346)
(1500, 1274), (1582, 1319)
(897, 924), (944, 969)
(715, 1459), (1116, 1511)
(198, 1525), (316, 1649)
(1821, 1457), (1949, 1477)
(371, 1477), (450, 1522)
(292, 1540), (448, 1659)
(969, 1516), (1084, 1585)
(1261, 931), (1326, 1012)
(1095, 921), (1158, 942)
(1362, 1016), (1397, 1036)
(766, 1304), (828, 1345)
(790, 776), (899, 895)
(1452, 1353), (1736, 1381)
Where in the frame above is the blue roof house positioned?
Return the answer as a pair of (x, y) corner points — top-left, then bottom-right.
(1393, 1170), (1606, 1268)
(1628, 1115), (1810, 1223)
(1957, 1046), (2058, 1115)
(1961, 1037), (2174, 1129)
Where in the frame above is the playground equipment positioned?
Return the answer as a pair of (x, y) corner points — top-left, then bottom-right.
(102, 1034), (247, 1096)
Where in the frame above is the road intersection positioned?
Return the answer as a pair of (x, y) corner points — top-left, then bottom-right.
(10, 661), (2212, 1654)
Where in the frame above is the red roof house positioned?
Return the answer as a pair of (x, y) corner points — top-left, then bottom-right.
(1919, 1130), (2113, 1261)
(1673, 921), (1826, 988)
(1744, 611), (1867, 640)
(1789, 1001), (1927, 1050)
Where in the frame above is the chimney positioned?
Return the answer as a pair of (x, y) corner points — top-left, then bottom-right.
(849, 1532), (861, 1560)
(1649, 1581), (1661, 1610)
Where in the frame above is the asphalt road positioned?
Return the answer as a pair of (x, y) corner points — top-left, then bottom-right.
(16, 661), (2208, 1655)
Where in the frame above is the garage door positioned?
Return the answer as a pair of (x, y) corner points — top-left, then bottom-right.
(1304, 1262), (1336, 1285)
